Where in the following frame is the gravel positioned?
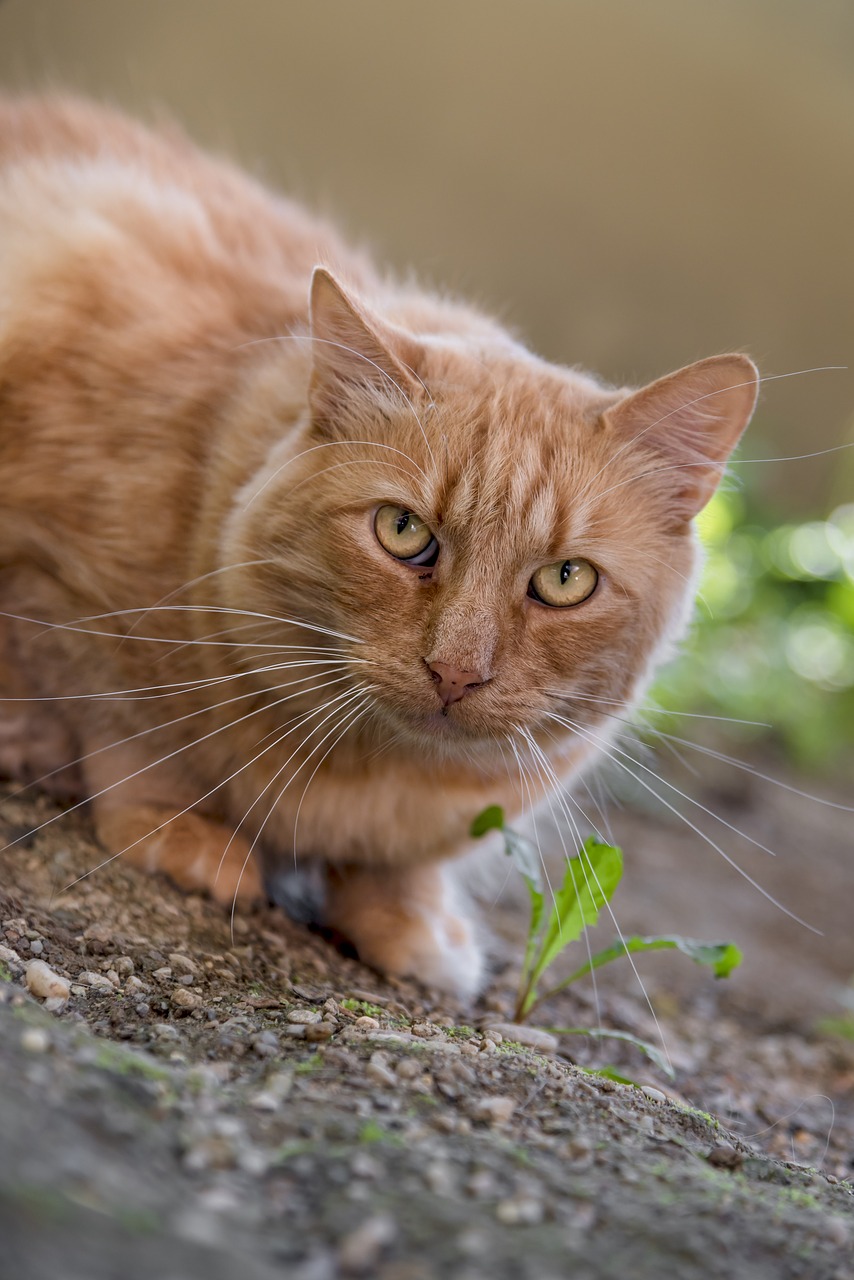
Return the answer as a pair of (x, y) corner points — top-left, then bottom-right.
(0, 777), (853, 1279)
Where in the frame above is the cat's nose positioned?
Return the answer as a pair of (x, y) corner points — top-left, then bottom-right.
(425, 660), (486, 707)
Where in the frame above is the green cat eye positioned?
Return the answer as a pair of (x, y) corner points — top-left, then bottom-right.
(529, 558), (598, 608)
(374, 505), (439, 565)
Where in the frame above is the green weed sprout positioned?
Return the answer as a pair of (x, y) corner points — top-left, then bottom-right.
(471, 805), (742, 1076)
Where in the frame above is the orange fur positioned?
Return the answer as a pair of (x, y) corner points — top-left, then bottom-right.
(0, 97), (758, 996)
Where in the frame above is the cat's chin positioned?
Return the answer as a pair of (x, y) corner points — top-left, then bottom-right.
(377, 704), (507, 764)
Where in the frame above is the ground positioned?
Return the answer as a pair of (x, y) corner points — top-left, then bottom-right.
(0, 753), (852, 1280)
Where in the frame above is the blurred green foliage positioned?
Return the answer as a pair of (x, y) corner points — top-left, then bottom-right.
(656, 489), (854, 767)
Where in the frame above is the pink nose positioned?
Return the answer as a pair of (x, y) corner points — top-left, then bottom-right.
(426, 660), (486, 707)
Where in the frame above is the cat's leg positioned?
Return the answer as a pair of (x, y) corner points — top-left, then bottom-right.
(93, 805), (264, 905)
(84, 745), (263, 906)
(324, 861), (483, 998)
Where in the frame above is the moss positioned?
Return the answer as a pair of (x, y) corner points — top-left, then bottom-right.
(294, 1052), (323, 1075)
(358, 1119), (403, 1146)
(340, 998), (385, 1018)
(0, 962), (12, 983)
(816, 1014), (854, 1041)
(93, 1044), (171, 1082)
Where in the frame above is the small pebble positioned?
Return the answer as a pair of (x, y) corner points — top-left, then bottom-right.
(366, 1054), (397, 1088)
(350, 1151), (382, 1180)
(338, 1213), (396, 1274)
(305, 1021), (336, 1043)
(641, 1086), (667, 1105)
(20, 1027), (50, 1053)
(28, 940), (44, 956)
(168, 952), (198, 976)
(78, 971), (115, 992)
(483, 1023), (559, 1055)
(396, 1057), (422, 1081)
(172, 988), (203, 1011)
(825, 1217), (850, 1248)
(0, 943), (21, 967)
(354, 1016), (380, 1031)
(467, 1169), (498, 1199)
(25, 960), (70, 1002)
(706, 1142), (743, 1170)
(288, 1008), (323, 1024)
(473, 1095), (516, 1126)
(496, 1195), (545, 1226)
(424, 1160), (456, 1196)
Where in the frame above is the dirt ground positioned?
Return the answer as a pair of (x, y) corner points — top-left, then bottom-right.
(1, 752), (853, 1280)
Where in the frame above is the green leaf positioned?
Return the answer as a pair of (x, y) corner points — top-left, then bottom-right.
(470, 805), (505, 838)
(529, 839), (623, 988)
(579, 1065), (638, 1086)
(549, 1026), (675, 1080)
(557, 934), (743, 989)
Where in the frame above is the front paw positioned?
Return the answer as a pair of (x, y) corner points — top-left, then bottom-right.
(359, 911), (485, 1000)
(324, 863), (484, 1000)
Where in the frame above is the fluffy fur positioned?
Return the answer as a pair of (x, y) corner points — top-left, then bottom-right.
(0, 97), (758, 996)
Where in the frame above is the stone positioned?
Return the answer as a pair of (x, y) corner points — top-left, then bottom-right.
(25, 960), (70, 1002)
(338, 1214), (396, 1274)
(482, 1023), (559, 1054)
(472, 1095), (516, 1126)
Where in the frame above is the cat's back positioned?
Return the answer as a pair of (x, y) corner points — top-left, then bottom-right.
(0, 94), (359, 302)
(0, 96), (365, 584)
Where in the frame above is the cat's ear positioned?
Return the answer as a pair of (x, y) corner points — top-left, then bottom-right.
(308, 268), (419, 434)
(602, 354), (759, 519)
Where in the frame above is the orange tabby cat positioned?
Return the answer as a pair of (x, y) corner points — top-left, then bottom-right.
(0, 96), (757, 996)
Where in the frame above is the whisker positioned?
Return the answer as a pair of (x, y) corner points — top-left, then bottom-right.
(547, 712), (821, 933)
(219, 685), (372, 911)
(2, 604), (363, 647)
(60, 680), (367, 892)
(638, 729), (854, 814)
(6, 669), (359, 851)
(290, 695), (376, 861)
(520, 726), (672, 1066)
(575, 365), (847, 505)
(514, 727), (602, 1026)
(0, 657), (367, 705)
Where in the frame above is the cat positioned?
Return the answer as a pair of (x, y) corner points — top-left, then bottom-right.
(0, 95), (757, 997)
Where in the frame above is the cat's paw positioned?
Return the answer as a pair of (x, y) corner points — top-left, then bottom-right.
(360, 910), (485, 1000)
(323, 862), (484, 1000)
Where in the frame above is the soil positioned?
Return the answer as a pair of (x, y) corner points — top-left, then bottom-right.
(1, 755), (853, 1280)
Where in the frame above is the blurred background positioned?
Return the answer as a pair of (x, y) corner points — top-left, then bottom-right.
(0, 0), (851, 1015)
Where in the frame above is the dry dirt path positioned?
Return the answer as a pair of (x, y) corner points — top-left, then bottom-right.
(1, 770), (852, 1280)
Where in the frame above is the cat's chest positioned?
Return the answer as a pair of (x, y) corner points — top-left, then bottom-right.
(227, 748), (521, 869)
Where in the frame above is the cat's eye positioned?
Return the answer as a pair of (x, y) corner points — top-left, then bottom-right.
(374, 505), (439, 565)
(529, 559), (598, 608)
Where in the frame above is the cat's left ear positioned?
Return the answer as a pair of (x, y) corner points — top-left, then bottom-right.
(602, 354), (759, 519)
(308, 268), (420, 435)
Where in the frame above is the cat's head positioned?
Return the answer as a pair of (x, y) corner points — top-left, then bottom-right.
(227, 269), (758, 764)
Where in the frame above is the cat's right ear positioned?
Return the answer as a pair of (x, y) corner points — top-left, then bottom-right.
(308, 268), (420, 436)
